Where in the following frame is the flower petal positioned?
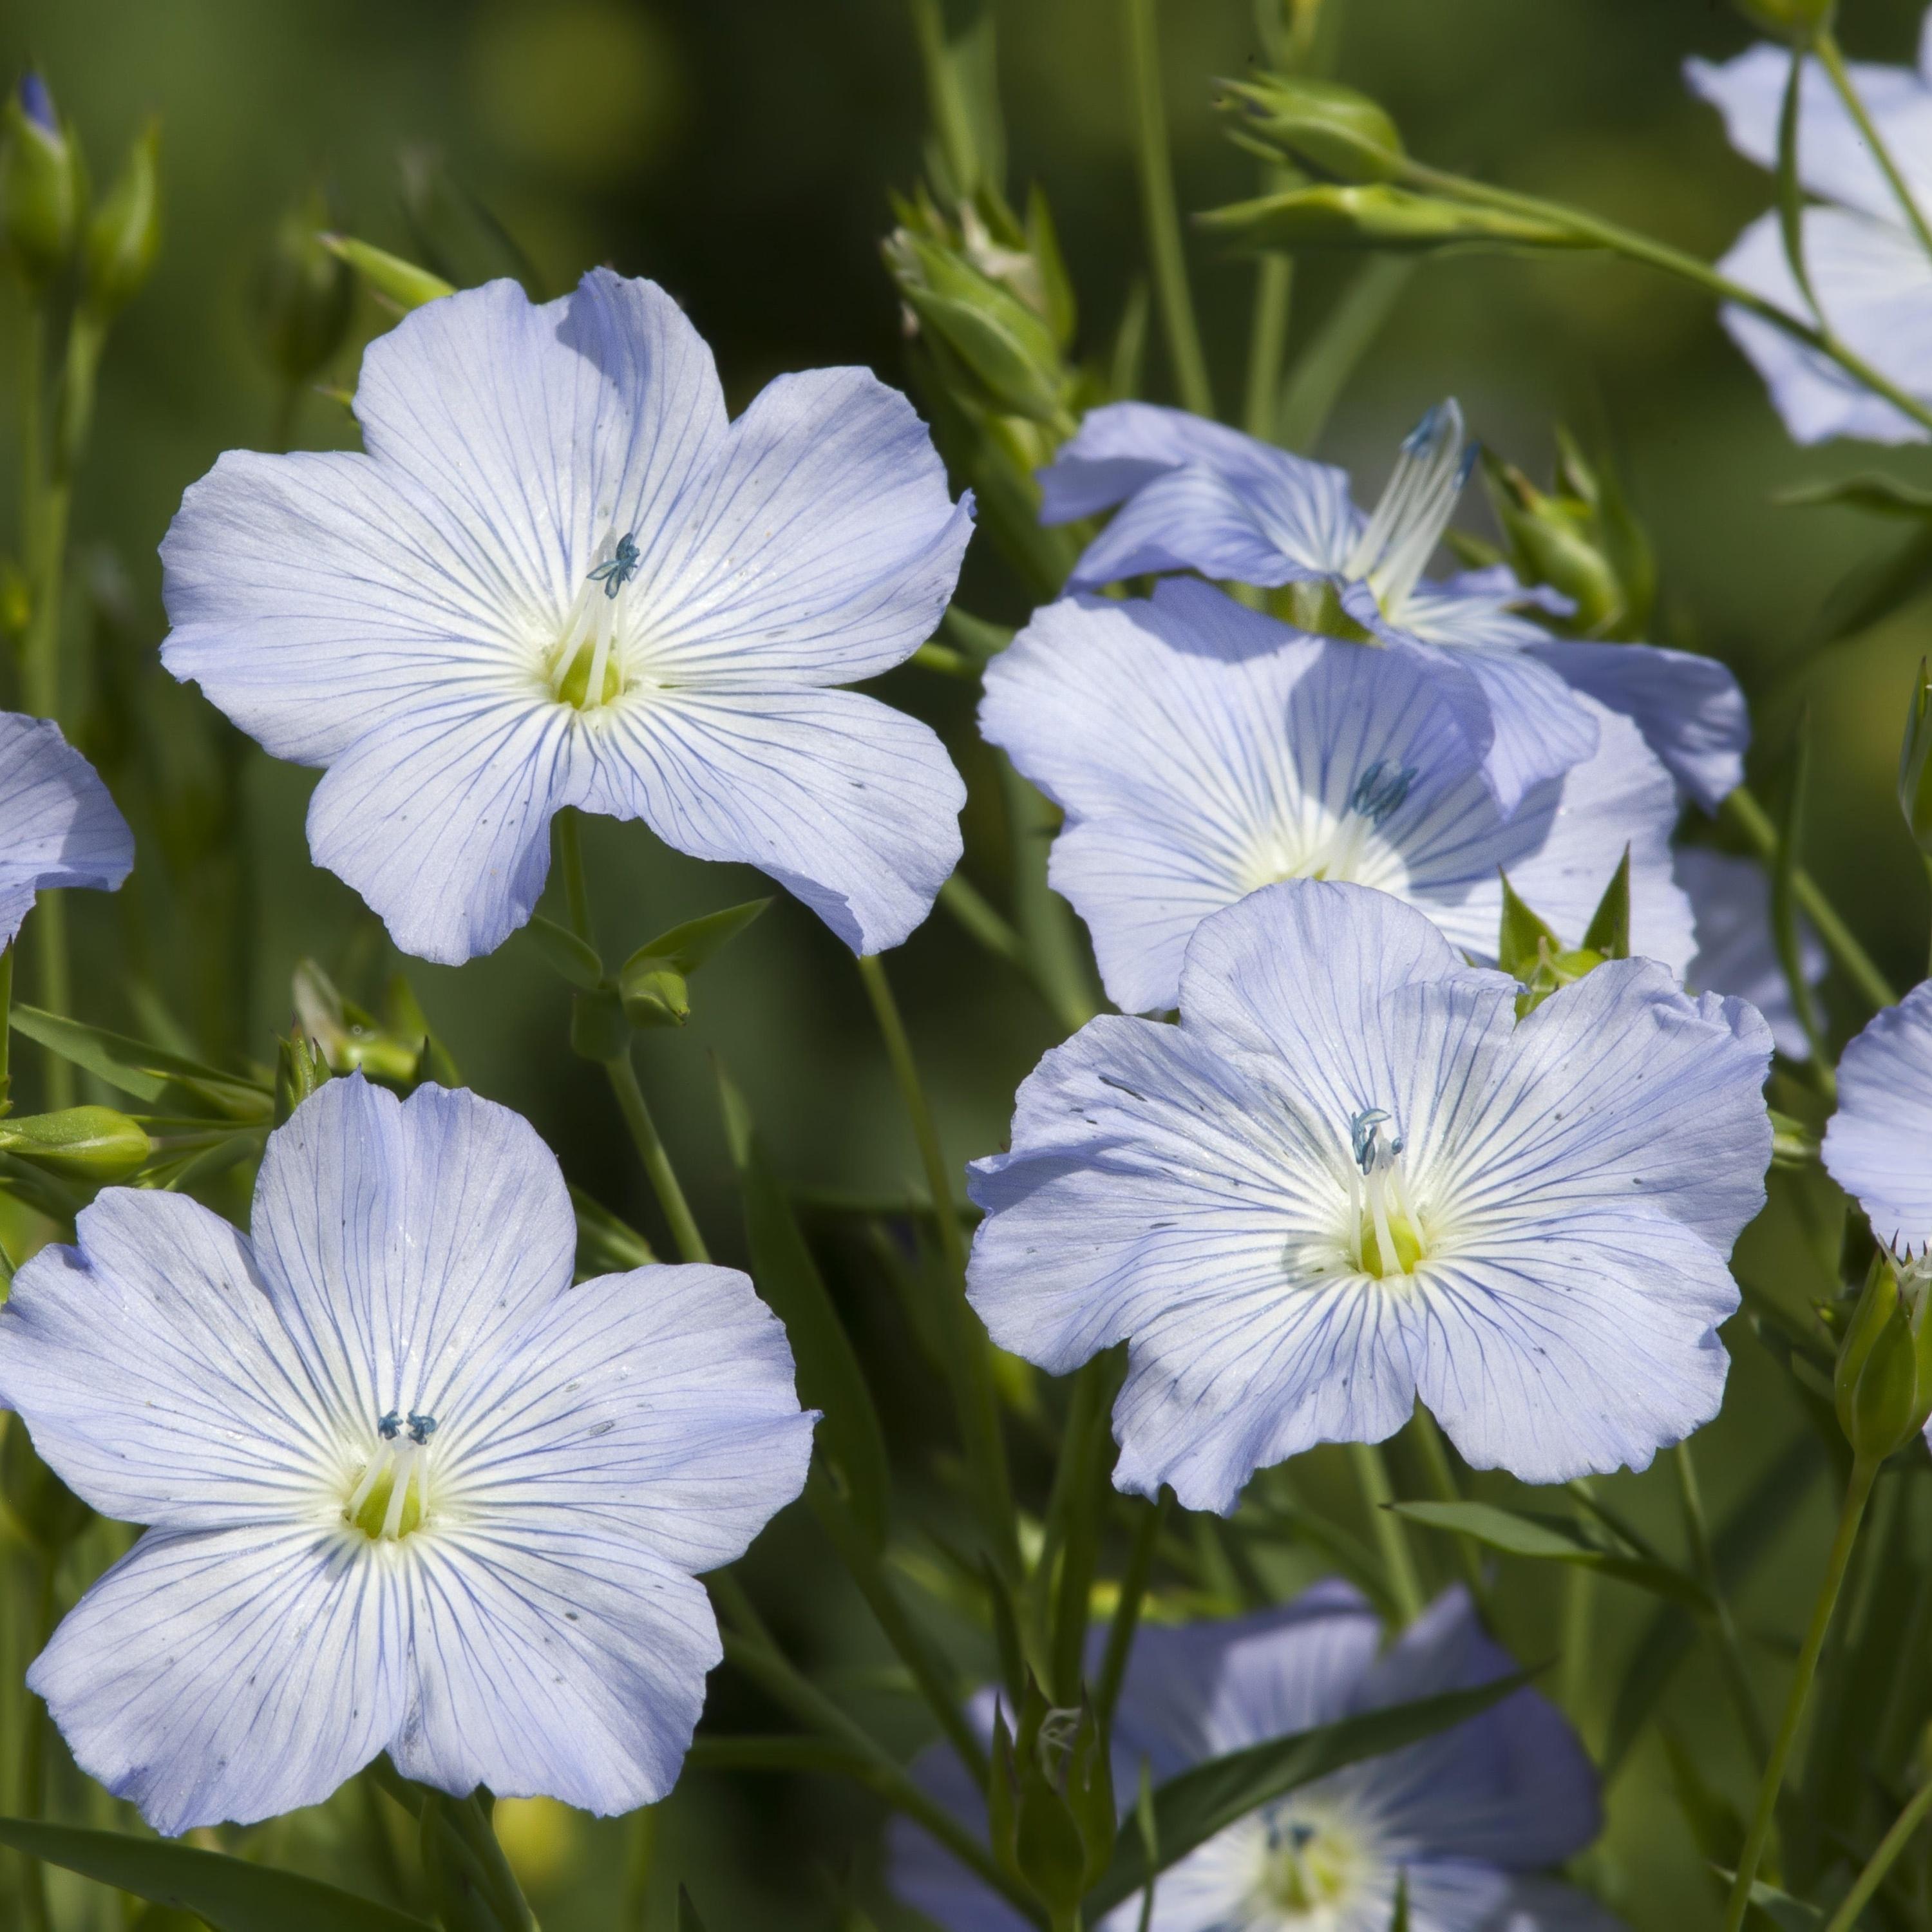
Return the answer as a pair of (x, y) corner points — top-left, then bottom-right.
(392, 1530), (721, 1814)
(0, 713), (132, 945)
(1530, 638), (1748, 813)
(0, 1190), (340, 1528)
(587, 687), (964, 954)
(305, 688), (575, 965)
(440, 1261), (813, 1574)
(638, 367), (972, 685)
(1715, 209), (1932, 444)
(1824, 980), (1932, 1252)
(249, 1078), (577, 1437)
(1408, 638), (1599, 817)
(29, 1523), (405, 1835)
(1687, 45), (1932, 227)
(356, 271), (729, 605)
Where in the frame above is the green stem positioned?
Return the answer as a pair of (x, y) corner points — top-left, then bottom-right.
(857, 951), (1019, 1574)
(17, 1551), (57, 1932)
(1397, 158), (1932, 440)
(556, 808), (593, 942)
(1673, 1441), (1768, 1768)
(1823, 1773), (1932, 1932)
(19, 306), (41, 571)
(1815, 30), (1932, 269)
(1045, 1357), (1121, 1703)
(1409, 1405), (1485, 1605)
(623, 1804), (658, 1932)
(998, 757), (1099, 1033)
(607, 1050), (709, 1265)
(1096, 1490), (1168, 1728)
(1349, 1441), (1423, 1624)
(1242, 173), (1294, 441)
(1723, 788), (1897, 1011)
(711, 1574), (1047, 1927)
(940, 873), (1092, 1036)
(0, 945), (13, 1100)
(1124, 0), (1214, 418)
(1922, 851), (1932, 985)
(1723, 1454), (1880, 1932)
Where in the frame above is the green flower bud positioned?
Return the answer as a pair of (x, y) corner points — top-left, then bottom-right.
(82, 118), (160, 318)
(1899, 660), (1932, 855)
(291, 958), (422, 1084)
(253, 188), (355, 384)
(0, 1106), (152, 1182)
(1835, 1257), (1932, 1461)
(1, 1414), (91, 1550)
(1214, 73), (1404, 182)
(275, 1028), (332, 1126)
(1732, 0), (1834, 43)
(320, 232), (453, 313)
(1196, 183), (1586, 255)
(0, 74), (83, 288)
(620, 963), (690, 1030)
(988, 1681), (1115, 1917)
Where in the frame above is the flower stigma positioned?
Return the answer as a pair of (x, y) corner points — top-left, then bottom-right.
(549, 531), (640, 712)
(343, 1408), (437, 1542)
(1253, 1801), (1373, 1922)
(1345, 1107), (1426, 1280)
(1343, 401), (1475, 625)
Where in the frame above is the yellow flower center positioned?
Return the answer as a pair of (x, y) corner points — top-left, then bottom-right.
(343, 1412), (435, 1542)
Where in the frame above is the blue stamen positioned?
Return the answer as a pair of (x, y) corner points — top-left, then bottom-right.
(1457, 441), (1481, 488)
(377, 1410), (402, 1440)
(586, 532), (641, 600)
(1401, 404), (1446, 455)
(407, 1412), (439, 1445)
(17, 75), (55, 137)
(1349, 760), (1416, 826)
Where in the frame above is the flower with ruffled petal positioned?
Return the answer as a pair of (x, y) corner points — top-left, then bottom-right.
(1824, 980), (1932, 1254)
(0, 1074), (813, 1833)
(1038, 399), (1747, 813)
(1678, 847), (1827, 1060)
(1689, 23), (1932, 444)
(981, 578), (1692, 1014)
(892, 1582), (1620, 1932)
(968, 879), (1773, 1510)
(160, 269), (974, 964)
(0, 710), (133, 946)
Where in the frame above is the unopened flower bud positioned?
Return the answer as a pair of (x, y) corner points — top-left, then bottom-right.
(620, 963), (690, 1030)
(1481, 451), (1620, 636)
(1214, 73), (1404, 182)
(1197, 184), (1586, 255)
(2, 1414), (91, 1549)
(253, 189), (354, 384)
(1899, 661), (1932, 855)
(1732, 0), (1834, 43)
(1835, 1256), (1932, 1461)
(0, 72), (82, 287)
(82, 118), (160, 318)
(275, 1028), (332, 1126)
(0, 1106), (151, 1182)
(319, 232), (453, 313)
(987, 1680), (1115, 1918)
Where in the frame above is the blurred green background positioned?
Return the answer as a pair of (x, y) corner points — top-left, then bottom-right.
(5, 0), (1932, 1926)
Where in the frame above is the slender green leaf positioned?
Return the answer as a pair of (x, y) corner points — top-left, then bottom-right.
(571, 1184), (657, 1276)
(1388, 1869), (1411, 1932)
(318, 232), (453, 310)
(624, 899), (772, 981)
(0, 1817), (434, 1932)
(1579, 847), (1631, 958)
(1388, 1501), (1709, 1610)
(1085, 1672), (1532, 1913)
(1276, 254), (1415, 452)
(1775, 46), (1819, 319)
(1495, 871), (1559, 978)
(719, 1065), (890, 1543)
(1770, 719), (1832, 1068)
(1708, 1872), (1823, 1931)
(678, 1885), (711, 1932)
(518, 913), (604, 990)
(10, 1007), (271, 1120)
(1779, 473), (1932, 517)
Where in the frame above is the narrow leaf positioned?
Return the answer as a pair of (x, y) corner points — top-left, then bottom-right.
(0, 1817), (434, 1932)
(1275, 254), (1415, 453)
(1579, 848), (1631, 958)
(1779, 473), (1932, 518)
(1770, 719), (1831, 1068)
(1495, 871), (1558, 978)
(1388, 1501), (1709, 1610)
(1775, 46), (1819, 319)
(1085, 1672), (1532, 1913)
(8, 1007), (270, 1121)
(719, 1065), (890, 1544)
(318, 233), (453, 310)
(519, 913), (604, 990)
(571, 1184), (657, 1276)
(678, 1884), (711, 1932)
(624, 898), (772, 980)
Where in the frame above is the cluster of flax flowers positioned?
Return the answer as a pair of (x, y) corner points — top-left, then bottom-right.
(0, 240), (1888, 1932)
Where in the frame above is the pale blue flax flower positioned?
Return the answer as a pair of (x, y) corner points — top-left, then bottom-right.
(981, 578), (1693, 1014)
(1824, 980), (1932, 1253)
(160, 269), (974, 964)
(1678, 847), (1827, 1061)
(0, 1074), (814, 1833)
(892, 1582), (1619, 1932)
(0, 710), (134, 946)
(1689, 21), (1932, 444)
(1038, 400), (1747, 815)
(968, 879), (1773, 1510)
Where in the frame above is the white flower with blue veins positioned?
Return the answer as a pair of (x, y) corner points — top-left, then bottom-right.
(1037, 400), (1747, 816)
(158, 269), (974, 965)
(1689, 21), (1932, 444)
(967, 879), (1774, 1510)
(0, 710), (133, 947)
(891, 1582), (1621, 1932)
(980, 578), (1694, 1016)
(1824, 980), (1932, 1258)
(0, 1074), (814, 1834)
